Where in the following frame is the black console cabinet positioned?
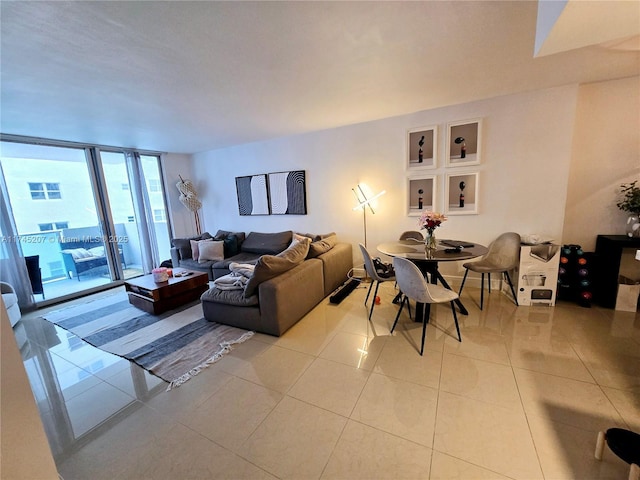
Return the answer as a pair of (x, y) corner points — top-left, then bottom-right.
(595, 235), (640, 308)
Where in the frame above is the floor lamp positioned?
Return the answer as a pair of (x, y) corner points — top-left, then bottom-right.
(352, 184), (386, 249)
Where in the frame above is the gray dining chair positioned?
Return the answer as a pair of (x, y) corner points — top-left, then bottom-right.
(399, 230), (424, 241)
(391, 256), (460, 355)
(359, 244), (396, 321)
(458, 232), (521, 310)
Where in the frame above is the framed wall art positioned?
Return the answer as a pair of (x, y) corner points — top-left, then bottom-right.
(407, 125), (437, 169)
(268, 170), (307, 215)
(235, 174), (270, 216)
(445, 118), (482, 167)
(444, 171), (479, 215)
(407, 175), (437, 216)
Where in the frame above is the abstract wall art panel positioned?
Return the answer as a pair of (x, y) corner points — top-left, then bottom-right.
(268, 170), (307, 215)
(235, 174), (270, 216)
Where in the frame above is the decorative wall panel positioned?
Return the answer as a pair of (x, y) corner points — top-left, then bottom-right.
(235, 174), (269, 215)
(268, 170), (307, 215)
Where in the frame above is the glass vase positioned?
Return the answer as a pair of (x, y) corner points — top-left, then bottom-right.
(425, 230), (437, 253)
(626, 214), (640, 238)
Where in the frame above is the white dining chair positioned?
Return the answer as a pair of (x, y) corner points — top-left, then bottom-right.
(458, 232), (520, 310)
(359, 244), (396, 321)
(391, 256), (460, 355)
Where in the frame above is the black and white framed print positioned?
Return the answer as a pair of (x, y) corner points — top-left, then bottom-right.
(445, 118), (482, 167)
(268, 170), (307, 215)
(407, 125), (437, 170)
(407, 175), (437, 216)
(235, 174), (270, 215)
(444, 171), (479, 215)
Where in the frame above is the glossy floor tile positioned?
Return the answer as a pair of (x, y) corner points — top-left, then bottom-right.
(13, 282), (640, 479)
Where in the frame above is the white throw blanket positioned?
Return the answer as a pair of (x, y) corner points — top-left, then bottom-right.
(213, 262), (255, 290)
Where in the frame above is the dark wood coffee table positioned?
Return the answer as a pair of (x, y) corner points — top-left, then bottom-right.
(125, 269), (209, 314)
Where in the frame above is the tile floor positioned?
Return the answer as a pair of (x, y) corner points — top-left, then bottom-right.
(15, 281), (640, 479)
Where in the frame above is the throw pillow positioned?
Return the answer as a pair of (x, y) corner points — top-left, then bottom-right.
(172, 232), (212, 260)
(198, 240), (224, 263)
(88, 246), (105, 257)
(244, 237), (311, 297)
(191, 238), (213, 261)
(307, 233), (337, 258)
(241, 231), (293, 254)
(223, 234), (239, 258)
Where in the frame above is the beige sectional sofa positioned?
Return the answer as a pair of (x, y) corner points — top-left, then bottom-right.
(194, 230), (353, 336)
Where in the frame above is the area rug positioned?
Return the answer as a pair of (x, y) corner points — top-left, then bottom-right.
(43, 292), (254, 390)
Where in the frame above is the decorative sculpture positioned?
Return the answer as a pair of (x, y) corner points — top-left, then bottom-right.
(176, 175), (202, 235)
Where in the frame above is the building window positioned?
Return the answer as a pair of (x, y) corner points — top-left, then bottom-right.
(38, 221), (68, 232)
(127, 216), (135, 222)
(121, 183), (129, 191)
(148, 179), (161, 192)
(29, 182), (61, 200)
(153, 209), (166, 222)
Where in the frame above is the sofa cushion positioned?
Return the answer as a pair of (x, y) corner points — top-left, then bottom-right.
(199, 240), (224, 263)
(191, 238), (213, 260)
(241, 231), (292, 255)
(179, 258), (214, 271)
(307, 233), (338, 258)
(88, 246), (106, 257)
(201, 287), (259, 307)
(244, 237), (310, 297)
(172, 232), (212, 260)
(62, 248), (93, 260)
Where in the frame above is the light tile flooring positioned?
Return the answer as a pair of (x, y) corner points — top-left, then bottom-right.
(16, 281), (640, 479)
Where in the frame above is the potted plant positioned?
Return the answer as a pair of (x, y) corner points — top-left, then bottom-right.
(616, 181), (640, 237)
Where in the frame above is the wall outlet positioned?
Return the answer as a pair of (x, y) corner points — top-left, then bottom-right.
(636, 249), (640, 261)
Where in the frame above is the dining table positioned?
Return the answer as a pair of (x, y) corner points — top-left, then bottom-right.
(377, 238), (488, 316)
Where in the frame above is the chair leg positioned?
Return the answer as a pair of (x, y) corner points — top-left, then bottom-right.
(365, 280), (374, 305)
(458, 269), (469, 295)
(504, 271), (519, 306)
(391, 295), (406, 333)
(487, 273), (491, 293)
(450, 301), (461, 342)
(595, 430), (605, 460)
(368, 281), (381, 321)
(480, 273), (485, 310)
(420, 302), (428, 356)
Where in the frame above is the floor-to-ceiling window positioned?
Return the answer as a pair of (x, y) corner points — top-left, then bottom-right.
(0, 137), (171, 304)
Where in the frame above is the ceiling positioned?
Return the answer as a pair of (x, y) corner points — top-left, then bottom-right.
(1, 1), (639, 154)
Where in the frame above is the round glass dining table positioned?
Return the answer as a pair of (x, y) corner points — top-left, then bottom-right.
(377, 239), (488, 315)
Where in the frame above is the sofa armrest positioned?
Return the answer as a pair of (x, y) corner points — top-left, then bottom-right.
(318, 242), (354, 296)
(61, 252), (79, 279)
(170, 247), (181, 268)
(258, 259), (324, 336)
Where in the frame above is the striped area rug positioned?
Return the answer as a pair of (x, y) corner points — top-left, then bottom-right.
(43, 293), (254, 389)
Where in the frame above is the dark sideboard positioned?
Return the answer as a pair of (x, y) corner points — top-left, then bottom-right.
(594, 235), (640, 308)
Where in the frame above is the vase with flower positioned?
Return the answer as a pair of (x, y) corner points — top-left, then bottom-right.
(418, 210), (447, 255)
(616, 181), (640, 238)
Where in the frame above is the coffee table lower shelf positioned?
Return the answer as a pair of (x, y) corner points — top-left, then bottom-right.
(125, 270), (209, 315)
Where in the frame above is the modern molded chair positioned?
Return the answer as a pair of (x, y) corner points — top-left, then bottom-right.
(399, 230), (424, 241)
(25, 255), (44, 299)
(458, 232), (520, 310)
(391, 256), (460, 355)
(595, 428), (640, 480)
(359, 244), (395, 321)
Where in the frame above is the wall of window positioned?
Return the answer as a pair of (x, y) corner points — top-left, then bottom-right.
(0, 135), (172, 304)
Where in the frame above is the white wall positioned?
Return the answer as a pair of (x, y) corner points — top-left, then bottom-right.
(190, 85), (579, 278)
(563, 76), (640, 251)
